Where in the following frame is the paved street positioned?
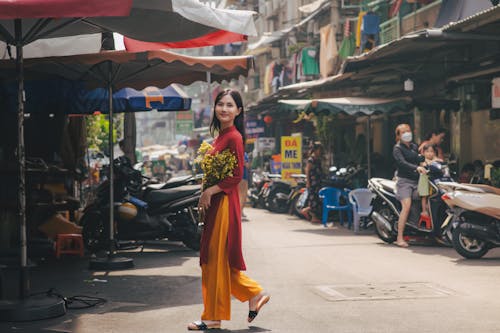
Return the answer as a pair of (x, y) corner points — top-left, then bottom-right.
(2, 207), (500, 333)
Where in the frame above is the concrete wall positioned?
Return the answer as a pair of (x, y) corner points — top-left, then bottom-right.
(469, 110), (500, 163)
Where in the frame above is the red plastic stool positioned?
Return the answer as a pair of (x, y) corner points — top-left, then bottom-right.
(55, 234), (84, 259)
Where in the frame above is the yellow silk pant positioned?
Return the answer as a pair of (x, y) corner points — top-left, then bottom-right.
(201, 195), (263, 321)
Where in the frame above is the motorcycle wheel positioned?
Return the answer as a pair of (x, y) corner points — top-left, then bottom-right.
(182, 208), (201, 251)
(452, 227), (489, 259)
(374, 204), (397, 244)
(268, 190), (289, 214)
(81, 207), (108, 253)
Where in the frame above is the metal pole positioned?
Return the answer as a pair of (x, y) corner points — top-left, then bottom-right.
(206, 71), (212, 111)
(15, 19), (29, 299)
(366, 116), (372, 180)
(108, 80), (115, 253)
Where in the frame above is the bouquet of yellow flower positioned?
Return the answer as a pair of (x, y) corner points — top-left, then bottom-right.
(194, 141), (238, 190)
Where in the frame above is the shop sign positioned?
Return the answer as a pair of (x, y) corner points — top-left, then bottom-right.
(255, 137), (275, 152)
(492, 78), (500, 108)
(175, 110), (193, 136)
(245, 119), (265, 140)
(281, 136), (302, 180)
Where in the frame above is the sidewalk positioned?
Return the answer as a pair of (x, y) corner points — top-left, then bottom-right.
(0, 241), (203, 332)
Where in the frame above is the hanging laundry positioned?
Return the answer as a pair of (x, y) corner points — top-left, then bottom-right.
(338, 34), (356, 60)
(361, 12), (380, 52)
(301, 47), (320, 76)
(272, 60), (284, 92)
(343, 19), (351, 37)
(320, 24), (338, 78)
(356, 11), (367, 48)
(263, 62), (274, 95)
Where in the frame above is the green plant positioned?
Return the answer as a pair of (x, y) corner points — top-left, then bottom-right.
(491, 167), (500, 187)
(86, 114), (122, 153)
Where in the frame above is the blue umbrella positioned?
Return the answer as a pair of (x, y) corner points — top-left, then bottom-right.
(0, 80), (191, 114)
(71, 84), (192, 114)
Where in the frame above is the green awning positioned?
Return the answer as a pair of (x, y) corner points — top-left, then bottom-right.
(278, 97), (410, 115)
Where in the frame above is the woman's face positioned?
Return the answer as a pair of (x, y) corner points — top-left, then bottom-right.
(400, 125), (411, 135)
(432, 133), (445, 145)
(423, 148), (435, 160)
(215, 94), (241, 128)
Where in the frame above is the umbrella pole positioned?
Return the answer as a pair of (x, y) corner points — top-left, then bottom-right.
(0, 19), (65, 323)
(89, 76), (133, 271)
(206, 71), (212, 111)
(108, 83), (115, 252)
(366, 116), (372, 180)
(15, 20), (28, 301)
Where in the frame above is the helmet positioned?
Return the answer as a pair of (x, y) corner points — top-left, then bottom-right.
(117, 202), (138, 220)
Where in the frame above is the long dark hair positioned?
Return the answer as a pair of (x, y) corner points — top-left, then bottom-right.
(209, 88), (246, 143)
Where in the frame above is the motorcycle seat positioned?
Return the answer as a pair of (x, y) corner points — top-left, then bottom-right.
(146, 175), (195, 191)
(145, 184), (200, 207)
(380, 179), (396, 193)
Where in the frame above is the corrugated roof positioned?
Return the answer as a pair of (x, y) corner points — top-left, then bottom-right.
(442, 4), (500, 31)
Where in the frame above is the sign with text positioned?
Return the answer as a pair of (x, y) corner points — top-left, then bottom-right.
(281, 136), (302, 180)
(175, 110), (193, 137)
(493, 78), (500, 109)
(245, 119), (265, 141)
(255, 137), (275, 152)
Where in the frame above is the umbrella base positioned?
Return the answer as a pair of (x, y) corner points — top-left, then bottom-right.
(89, 255), (134, 271)
(0, 295), (66, 322)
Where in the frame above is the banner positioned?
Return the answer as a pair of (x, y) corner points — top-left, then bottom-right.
(281, 136), (302, 180)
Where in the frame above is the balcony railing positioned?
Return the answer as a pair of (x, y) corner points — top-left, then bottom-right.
(377, 0), (442, 45)
(379, 15), (400, 44)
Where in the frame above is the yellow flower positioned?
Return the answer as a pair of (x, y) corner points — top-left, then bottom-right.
(194, 142), (238, 189)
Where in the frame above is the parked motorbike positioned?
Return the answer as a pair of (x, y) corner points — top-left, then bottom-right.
(262, 174), (307, 214)
(287, 174), (307, 217)
(440, 182), (500, 259)
(325, 164), (366, 189)
(248, 172), (281, 209)
(80, 156), (202, 253)
(368, 161), (455, 245)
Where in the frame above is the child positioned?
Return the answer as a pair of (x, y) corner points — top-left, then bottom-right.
(418, 144), (438, 217)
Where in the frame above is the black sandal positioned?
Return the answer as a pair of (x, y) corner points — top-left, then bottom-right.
(187, 321), (221, 330)
(247, 294), (270, 323)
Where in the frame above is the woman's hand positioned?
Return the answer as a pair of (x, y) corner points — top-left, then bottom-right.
(416, 166), (428, 174)
(199, 186), (214, 211)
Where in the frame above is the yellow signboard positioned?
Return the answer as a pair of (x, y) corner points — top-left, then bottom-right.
(281, 136), (302, 180)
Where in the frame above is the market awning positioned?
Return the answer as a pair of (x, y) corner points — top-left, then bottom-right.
(279, 97), (411, 115)
(0, 49), (254, 90)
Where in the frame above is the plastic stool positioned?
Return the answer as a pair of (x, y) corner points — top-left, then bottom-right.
(418, 213), (432, 230)
(55, 234), (84, 259)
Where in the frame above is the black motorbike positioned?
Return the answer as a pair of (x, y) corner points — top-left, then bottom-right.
(368, 162), (455, 245)
(263, 174), (306, 214)
(248, 172), (281, 209)
(80, 156), (202, 253)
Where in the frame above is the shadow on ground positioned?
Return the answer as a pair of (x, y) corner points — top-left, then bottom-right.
(0, 241), (202, 332)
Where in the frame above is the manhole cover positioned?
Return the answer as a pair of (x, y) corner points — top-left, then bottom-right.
(313, 282), (454, 301)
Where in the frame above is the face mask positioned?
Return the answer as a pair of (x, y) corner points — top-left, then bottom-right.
(401, 132), (413, 142)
